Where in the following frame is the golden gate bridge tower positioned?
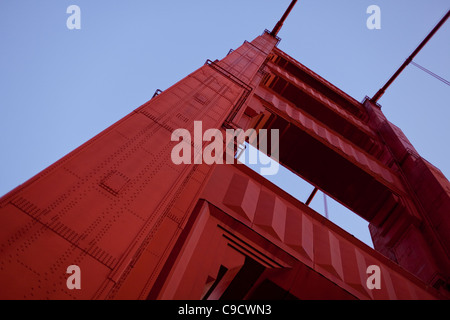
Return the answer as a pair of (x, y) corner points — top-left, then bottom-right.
(0, 1), (449, 300)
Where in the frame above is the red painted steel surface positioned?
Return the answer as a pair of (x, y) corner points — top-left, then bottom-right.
(0, 30), (449, 299)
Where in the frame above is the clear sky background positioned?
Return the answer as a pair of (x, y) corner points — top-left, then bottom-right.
(1, 1), (449, 247)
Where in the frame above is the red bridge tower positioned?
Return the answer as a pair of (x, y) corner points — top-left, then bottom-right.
(1, 2), (449, 300)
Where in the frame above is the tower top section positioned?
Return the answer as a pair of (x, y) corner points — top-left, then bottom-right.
(270, 0), (298, 37)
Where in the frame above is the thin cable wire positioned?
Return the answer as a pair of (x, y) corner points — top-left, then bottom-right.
(411, 61), (450, 86)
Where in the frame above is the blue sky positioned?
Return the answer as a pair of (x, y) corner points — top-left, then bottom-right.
(1, 1), (449, 247)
